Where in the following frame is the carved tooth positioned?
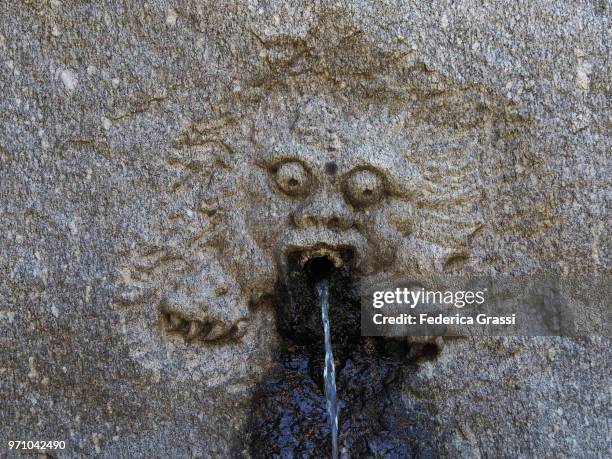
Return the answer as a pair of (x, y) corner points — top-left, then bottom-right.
(169, 313), (183, 330)
(299, 248), (344, 268)
(160, 312), (172, 330)
(186, 321), (203, 341)
(203, 323), (225, 341)
(231, 319), (248, 339)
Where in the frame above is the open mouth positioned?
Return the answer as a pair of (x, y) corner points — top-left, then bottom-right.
(285, 245), (356, 282)
(275, 244), (360, 347)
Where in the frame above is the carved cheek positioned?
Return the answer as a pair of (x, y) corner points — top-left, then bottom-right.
(383, 199), (415, 237)
(357, 199), (413, 259)
(246, 171), (296, 246)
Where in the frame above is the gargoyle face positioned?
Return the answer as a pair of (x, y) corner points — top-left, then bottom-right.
(117, 87), (484, 368)
(241, 94), (419, 282)
(114, 35), (506, 390)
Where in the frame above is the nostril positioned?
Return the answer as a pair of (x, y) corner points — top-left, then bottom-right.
(292, 209), (351, 230)
(291, 211), (318, 229)
(325, 161), (338, 175)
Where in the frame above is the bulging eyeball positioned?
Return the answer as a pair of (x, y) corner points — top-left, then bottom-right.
(274, 161), (310, 196)
(344, 169), (385, 208)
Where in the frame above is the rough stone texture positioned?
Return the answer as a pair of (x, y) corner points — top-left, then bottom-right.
(0, 1), (609, 458)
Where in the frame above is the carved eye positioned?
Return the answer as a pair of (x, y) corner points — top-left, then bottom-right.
(344, 169), (385, 208)
(273, 161), (310, 196)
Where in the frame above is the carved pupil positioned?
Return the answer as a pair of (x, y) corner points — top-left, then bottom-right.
(275, 161), (308, 195)
(346, 169), (383, 207)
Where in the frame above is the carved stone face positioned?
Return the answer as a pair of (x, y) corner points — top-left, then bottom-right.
(112, 22), (517, 389)
(240, 94), (418, 280)
(116, 85), (487, 382)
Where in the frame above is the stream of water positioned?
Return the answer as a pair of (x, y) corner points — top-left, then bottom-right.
(250, 269), (430, 456)
(317, 280), (339, 459)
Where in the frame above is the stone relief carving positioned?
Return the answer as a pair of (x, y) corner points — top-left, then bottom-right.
(114, 16), (526, 372)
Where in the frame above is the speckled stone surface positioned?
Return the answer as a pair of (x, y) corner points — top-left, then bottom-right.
(0, 1), (609, 457)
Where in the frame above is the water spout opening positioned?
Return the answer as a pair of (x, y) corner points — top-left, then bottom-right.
(305, 256), (336, 283)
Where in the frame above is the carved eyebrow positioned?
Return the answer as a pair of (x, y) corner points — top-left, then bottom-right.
(253, 154), (311, 174)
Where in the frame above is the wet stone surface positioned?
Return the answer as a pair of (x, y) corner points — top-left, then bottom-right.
(249, 338), (438, 457)
(249, 258), (437, 457)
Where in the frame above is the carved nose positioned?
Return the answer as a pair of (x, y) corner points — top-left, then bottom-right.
(292, 193), (354, 230)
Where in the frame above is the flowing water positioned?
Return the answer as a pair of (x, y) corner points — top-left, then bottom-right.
(250, 257), (437, 457)
(317, 280), (339, 459)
